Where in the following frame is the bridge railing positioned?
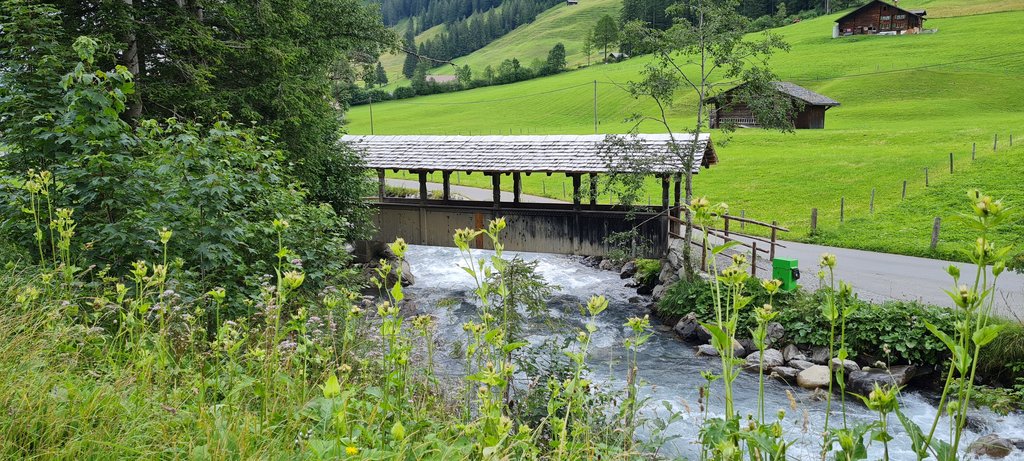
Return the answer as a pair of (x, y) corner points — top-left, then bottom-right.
(668, 213), (790, 277)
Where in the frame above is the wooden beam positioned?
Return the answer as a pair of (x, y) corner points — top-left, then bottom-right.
(377, 169), (386, 200)
(661, 175), (670, 211)
(589, 173), (598, 209)
(572, 174), (581, 210)
(491, 173), (501, 208)
(513, 172), (522, 203)
(418, 170), (428, 203)
(673, 173), (682, 210)
(442, 171), (451, 202)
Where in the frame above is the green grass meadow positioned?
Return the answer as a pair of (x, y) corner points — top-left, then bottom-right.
(349, 5), (1024, 258)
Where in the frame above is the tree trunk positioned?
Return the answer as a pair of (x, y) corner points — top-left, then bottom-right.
(123, 0), (142, 121)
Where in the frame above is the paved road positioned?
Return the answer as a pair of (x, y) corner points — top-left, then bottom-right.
(388, 179), (1023, 319)
(753, 237), (1023, 320)
(386, 178), (564, 204)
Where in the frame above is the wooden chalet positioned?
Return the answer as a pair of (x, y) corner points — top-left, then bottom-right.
(709, 82), (840, 130)
(834, 0), (927, 37)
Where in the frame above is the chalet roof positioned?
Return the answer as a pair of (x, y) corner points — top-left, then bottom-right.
(835, 0), (927, 23)
(770, 82), (840, 107)
(712, 81), (840, 107)
(340, 134), (717, 175)
(426, 75), (458, 84)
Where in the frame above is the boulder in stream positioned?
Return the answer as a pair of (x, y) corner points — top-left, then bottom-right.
(831, 358), (860, 375)
(847, 365), (917, 395)
(809, 346), (830, 364)
(782, 344), (806, 362)
(744, 348), (784, 371)
(620, 261), (637, 279)
(797, 365), (832, 390)
(788, 359), (815, 371)
(599, 259), (615, 271)
(672, 313), (701, 342)
(772, 366), (800, 383)
(968, 434), (1016, 459)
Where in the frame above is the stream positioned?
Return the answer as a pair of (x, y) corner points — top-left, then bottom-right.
(399, 244), (1024, 460)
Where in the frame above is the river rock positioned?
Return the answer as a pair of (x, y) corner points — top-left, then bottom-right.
(637, 282), (655, 296)
(696, 340), (745, 358)
(620, 261), (637, 279)
(809, 346), (830, 364)
(797, 365), (832, 390)
(782, 344), (806, 362)
(766, 322), (785, 346)
(744, 348), (784, 371)
(582, 255), (602, 268)
(599, 259), (615, 271)
(738, 338), (757, 355)
(673, 313), (702, 342)
(788, 359), (815, 371)
(652, 283), (669, 301)
(697, 344), (720, 357)
(831, 358), (860, 375)
(847, 365), (917, 395)
(772, 366), (800, 382)
(659, 265), (677, 284)
(695, 325), (712, 344)
(968, 434), (1015, 459)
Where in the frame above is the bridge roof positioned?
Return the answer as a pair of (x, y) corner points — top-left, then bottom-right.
(340, 134), (717, 175)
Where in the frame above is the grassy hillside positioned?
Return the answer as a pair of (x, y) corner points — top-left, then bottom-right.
(442, 0), (621, 72)
(345, 4), (1024, 259)
(377, 23), (447, 88)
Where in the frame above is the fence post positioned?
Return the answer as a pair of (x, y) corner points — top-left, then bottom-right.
(740, 210), (746, 230)
(751, 241), (758, 277)
(840, 197), (845, 223)
(811, 208), (818, 234)
(562, 182), (566, 198)
(870, 188), (875, 213)
(994, 134), (998, 151)
(949, 152), (954, 174)
(770, 221), (778, 261)
(972, 143), (976, 160)
(1011, 134), (1014, 147)
(930, 217), (941, 251)
(724, 214), (730, 236)
(925, 168), (929, 187)
(902, 180), (907, 200)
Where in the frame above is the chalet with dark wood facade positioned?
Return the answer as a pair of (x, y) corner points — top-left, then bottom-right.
(709, 82), (840, 130)
(834, 0), (927, 37)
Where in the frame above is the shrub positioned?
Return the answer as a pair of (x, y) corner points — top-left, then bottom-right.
(392, 86), (416, 99)
(658, 277), (958, 366)
(634, 258), (661, 285)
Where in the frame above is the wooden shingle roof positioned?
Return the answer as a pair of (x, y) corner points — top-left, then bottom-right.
(341, 134), (717, 175)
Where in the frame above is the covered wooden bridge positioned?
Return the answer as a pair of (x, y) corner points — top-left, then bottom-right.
(342, 134), (717, 258)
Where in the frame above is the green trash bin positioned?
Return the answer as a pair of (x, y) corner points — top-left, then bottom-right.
(772, 257), (800, 292)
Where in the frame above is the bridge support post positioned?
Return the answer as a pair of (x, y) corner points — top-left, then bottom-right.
(513, 173), (522, 203)
(671, 173), (682, 235)
(418, 171), (428, 203)
(491, 173), (501, 209)
(442, 171), (452, 202)
(377, 169), (386, 201)
(571, 174), (581, 210)
(589, 173), (598, 209)
(661, 175), (670, 212)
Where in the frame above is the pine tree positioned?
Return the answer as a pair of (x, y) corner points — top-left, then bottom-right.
(402, 28), (418, 78)
(375, 62), (388, 85)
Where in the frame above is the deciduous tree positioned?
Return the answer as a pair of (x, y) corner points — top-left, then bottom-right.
(593, 15), (620, 61)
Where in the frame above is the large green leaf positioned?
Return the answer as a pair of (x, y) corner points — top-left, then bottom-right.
(972, 324), (1004, 347)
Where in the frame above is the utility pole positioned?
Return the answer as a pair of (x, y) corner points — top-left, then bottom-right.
(593, 80), (598, 134)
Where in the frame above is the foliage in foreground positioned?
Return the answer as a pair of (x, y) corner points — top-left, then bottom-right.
(681, 189), (1015, 460)
(0, 208), (669, 459)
